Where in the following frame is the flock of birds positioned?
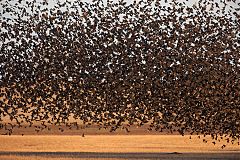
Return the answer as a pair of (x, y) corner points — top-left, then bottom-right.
(0, 0), (240, 147)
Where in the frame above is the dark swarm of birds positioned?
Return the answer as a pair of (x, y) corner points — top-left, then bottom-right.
(0, 0), (240, 147)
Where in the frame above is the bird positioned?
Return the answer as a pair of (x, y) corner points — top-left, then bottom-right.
(0, 0), (239, 149)
(221, 145), (226, 149)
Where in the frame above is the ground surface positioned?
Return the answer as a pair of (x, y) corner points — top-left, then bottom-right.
(0, 135), (240, 160)
(1, 119), (240, 159)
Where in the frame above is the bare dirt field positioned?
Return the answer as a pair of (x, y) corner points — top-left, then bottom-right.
(0, 135), (240, 160)
(1, 118), (240, 159)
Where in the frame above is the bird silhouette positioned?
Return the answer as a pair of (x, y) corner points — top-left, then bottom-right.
(0, 0), (239, 147)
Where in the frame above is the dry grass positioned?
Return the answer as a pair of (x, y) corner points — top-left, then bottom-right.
(0, 135), (239, 153)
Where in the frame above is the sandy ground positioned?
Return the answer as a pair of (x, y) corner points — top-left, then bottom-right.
(0, 135), (240, 160)
(1, 117), (240, 159)
(1, 135), (240, 153)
